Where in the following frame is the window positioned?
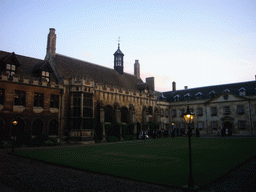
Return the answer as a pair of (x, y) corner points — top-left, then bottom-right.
(42, 71), (50, 82)
(34, 93), (44, 107)
(198, 122), (203, 129)
(195, 92), (203, 100)
(160, 109), (164, 117)
(209, 90), (215, 98)
(6, 64), (16, 76)
(224, 106), (230, 115)
(197, 108), (203, 116)
(184, 93), (191, 101)
(211, 107), (217, 116)
(239, 88), (246, 96)
(0, 89), (4, 105)
(165, 110), (169, 117)
(211, 121), (218, 129)
(173, 95), (180, 102)
(180, 109), (184, 117)
(237, 105), (244, 114)
(180, 122), (185, 129)
(172, 109), (176, 117)
(50, 95), (59, 108)
(238, 121), (245, 129)
(14, 90), (26, 106)
(73, 93), (81, 117)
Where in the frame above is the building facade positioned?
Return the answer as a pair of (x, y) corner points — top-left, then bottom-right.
(163, 82), (256, 136)
(0, 28), (170, 143)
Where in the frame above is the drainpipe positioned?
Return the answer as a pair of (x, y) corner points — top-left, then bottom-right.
(249, 100), (253, 136)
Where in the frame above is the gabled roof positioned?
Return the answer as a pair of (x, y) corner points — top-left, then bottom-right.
(0, 50), (43, 78)
(53, 54), (143, 90)
(163, 81), (256, 102)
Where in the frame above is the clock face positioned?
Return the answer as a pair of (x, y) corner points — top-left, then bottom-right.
(224, 94), (229, 100)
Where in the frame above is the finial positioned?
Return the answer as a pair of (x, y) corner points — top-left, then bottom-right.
(117, 37), (120, 48)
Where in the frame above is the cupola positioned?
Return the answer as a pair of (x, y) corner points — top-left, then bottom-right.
(113, 42), (124, 75)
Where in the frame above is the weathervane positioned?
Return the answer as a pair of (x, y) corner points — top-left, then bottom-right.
(117, 37), (121, 48)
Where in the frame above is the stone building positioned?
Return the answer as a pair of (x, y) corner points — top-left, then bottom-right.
(0, 28), (170, 143)
(163, 81), (256, 136)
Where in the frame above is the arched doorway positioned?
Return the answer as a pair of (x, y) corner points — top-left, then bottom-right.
(223, 121), (232, 136)
(49, 119), (59, 135)
(13, 117), (26, 146)
(32, 118), (44, 136)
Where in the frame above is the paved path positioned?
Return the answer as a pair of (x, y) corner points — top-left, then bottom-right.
(0, 141), (256, 191)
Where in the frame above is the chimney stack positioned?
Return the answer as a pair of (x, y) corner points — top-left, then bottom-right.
(172, 81), (176, 91)
(134, 60), (140, 79)
(184, 86), (188, 90)
(46, 28), (56, 56)
(146, 77), (155, 91)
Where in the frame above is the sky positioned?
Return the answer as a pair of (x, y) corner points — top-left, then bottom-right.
(1, 0), (256, 92)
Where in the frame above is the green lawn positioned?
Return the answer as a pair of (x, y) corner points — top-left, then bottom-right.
(15, 137), (256, 187)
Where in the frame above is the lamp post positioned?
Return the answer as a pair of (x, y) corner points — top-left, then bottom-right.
(183, 106), (195, 189)
(12, 120), (18, 153)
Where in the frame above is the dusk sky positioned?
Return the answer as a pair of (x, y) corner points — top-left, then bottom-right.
(1, 0), (255, 92)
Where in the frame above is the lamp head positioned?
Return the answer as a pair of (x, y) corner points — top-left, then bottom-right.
(183, 106), (194, 124)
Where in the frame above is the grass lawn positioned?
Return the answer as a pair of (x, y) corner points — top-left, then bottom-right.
(15, 137), (256, 187)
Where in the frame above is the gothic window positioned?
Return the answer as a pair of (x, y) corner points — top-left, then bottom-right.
(105, 105), (113, 123)
(42, 71), (50, 82)
(197, 108), (203, 116)
(0, 88), (4, 105)
(83, 108), (93, 117)
(224, 106), (230, 115)
(14, 90), (26, 106)
(73, 93), (81, 117)
(148, 106), (153, 115)
(50, 95), (59, 108)
(165, 110), (169, 117)
(121, 107), (129, 123)
(34, 93), (44, 107)
(211, 107), (217, 116)
(6, 64), (16, 76)
(237, 105), (244, 114)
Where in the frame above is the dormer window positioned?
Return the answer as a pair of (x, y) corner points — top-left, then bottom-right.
(42, 71), (50, 82)
(173, 94), (180, 102)
(6, 64), (16, 76)
(184, 93), (191, 101)
(223, 89), (230, 93)
(195, 92), (203, 100)
(209, 90), (215, 98)
(238, 87), (246, 96)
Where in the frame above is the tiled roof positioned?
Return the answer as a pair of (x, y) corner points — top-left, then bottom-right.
(163, 81), (256, 102)
(0, 50), (44, 78)
(53, 54), (143, 90)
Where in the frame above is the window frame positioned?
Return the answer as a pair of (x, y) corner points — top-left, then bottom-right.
(34, 93), (44, 107)
(6, 64), (16, 76)
(14, 90), (26, 106)
(211, 107), (217, 116)
(237, 105), (244, 114)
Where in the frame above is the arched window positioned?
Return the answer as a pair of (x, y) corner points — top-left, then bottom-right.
(32, 119), (44, 136)
(148, 106), (153, 115)
(104, 105), (113, 123)
(121, 106), (129, 123)
(49, 119), (58, 135)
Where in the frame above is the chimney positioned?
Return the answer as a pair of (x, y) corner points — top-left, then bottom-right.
(184, 86), (188, 90)
(146, 77), (155, 91)
(46, 28), (56, 56)
(134, 60), (140, 79)
(172, 81), (176, 91)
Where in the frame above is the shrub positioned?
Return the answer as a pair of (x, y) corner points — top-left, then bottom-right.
(43, 140), (55, 146)
(32, 135), (49, 146)
(106, 136), (119, 142)
(123, 135), (134, 141)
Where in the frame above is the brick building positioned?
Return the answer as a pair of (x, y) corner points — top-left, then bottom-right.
(0, 28), (170, 143)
